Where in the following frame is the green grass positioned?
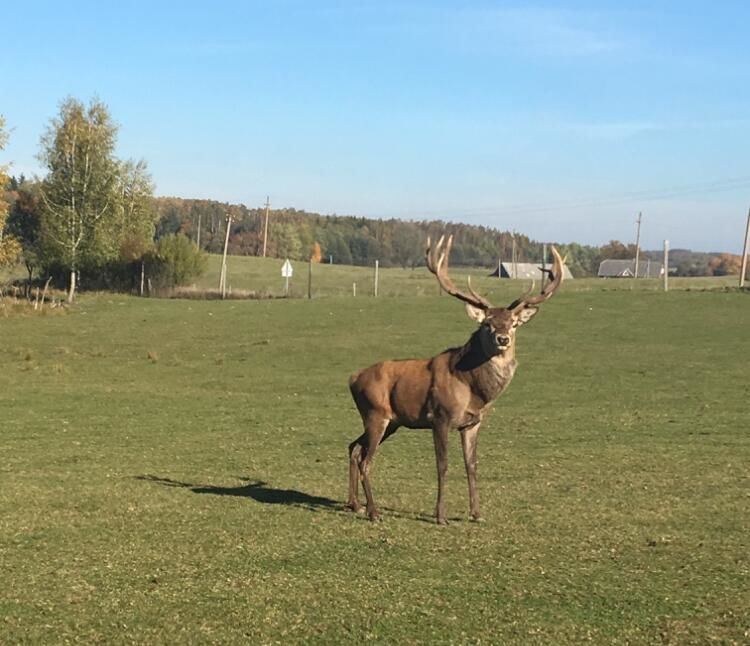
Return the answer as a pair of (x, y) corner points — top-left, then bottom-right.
(1, 282), (748, 643)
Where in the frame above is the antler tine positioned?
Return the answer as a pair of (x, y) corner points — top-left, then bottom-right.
(436, 234), (450, 273)
(467, 276), (493, 309)
(424, 234), (446, 273)
(507, 280), (535, 311)
(509, 246), (564, 311)
(425, 234), (492, 310)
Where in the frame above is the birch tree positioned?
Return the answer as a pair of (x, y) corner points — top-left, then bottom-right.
(38, 98), (119, 301)
(116, 158), (156, 247)
(115, 159), (157, 294)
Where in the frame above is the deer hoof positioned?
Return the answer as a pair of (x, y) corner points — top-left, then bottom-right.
(436, 517), (449, 526)
(367, 510), (382, 522)
(470, 515), (485, 523)
(346, 502), (363, 514)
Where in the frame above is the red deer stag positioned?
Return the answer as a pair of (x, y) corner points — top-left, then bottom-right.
(347, 235), (564, 524)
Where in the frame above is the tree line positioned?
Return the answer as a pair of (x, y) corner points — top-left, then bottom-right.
(155, 198), (606, 275)
(154, 198), (739, 277)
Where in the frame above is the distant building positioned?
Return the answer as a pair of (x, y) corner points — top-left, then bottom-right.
(490, 262), (574, 280)
(597, 259), (663, 278)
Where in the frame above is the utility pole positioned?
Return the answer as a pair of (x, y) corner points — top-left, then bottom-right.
(663, 239), (669, 292)
(196, 212), (202, 250)
(374, 260), (379, 297)
(219, 212), (232, 298)
(740, 207), (750, 288)
(541, 243), (548, 290)
(262, 196), (270, 258)
(634, 212), (642, 279)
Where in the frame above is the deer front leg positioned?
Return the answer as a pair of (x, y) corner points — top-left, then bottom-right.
(460, 423), (482, 522)
(432, 424), (450, 525)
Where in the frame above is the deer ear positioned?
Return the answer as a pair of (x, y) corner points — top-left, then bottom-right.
(515, 307), (538, 326)
(464, 303), (486, 323)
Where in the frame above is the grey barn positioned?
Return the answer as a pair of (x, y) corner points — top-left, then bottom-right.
(491, 262), (574, 280)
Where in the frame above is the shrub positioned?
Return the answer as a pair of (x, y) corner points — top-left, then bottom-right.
(146, 234), (207, 288)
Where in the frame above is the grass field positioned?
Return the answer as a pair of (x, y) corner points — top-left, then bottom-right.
(194, 253), (741, 299)
(1, 253), (741, 300)
(1, 266), (749, 643)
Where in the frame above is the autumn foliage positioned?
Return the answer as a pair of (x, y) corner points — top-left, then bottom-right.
(707, 253), (742, 276)
(310, 241), (322, 263)
(0, 116), (22, 267)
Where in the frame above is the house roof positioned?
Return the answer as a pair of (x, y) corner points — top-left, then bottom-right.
(597, 259), (663, 278)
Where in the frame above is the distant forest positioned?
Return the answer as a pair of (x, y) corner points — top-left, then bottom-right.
(154, 197), (736, 277)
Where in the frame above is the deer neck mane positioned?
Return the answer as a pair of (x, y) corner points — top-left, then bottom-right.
(450, 329), (518, 403)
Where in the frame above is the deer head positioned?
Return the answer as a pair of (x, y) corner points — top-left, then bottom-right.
(425, 235), (564, 356)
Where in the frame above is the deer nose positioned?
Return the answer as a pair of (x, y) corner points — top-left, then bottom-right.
(496, 335), (510, 347)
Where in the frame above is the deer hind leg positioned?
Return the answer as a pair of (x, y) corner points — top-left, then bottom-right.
(460, 423), (483, 522)
(351, 415), (391, 521)
(348, 421), (398, 513)
(347, 436), (365, 513)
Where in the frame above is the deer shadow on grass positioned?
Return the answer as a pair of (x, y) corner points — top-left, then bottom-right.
(136, 474), (442, 523)
(136, 475), (342, 513)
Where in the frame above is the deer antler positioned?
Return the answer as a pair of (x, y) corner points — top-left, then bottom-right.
(425, 235), (493, 310)
(508, 246), (565, 312)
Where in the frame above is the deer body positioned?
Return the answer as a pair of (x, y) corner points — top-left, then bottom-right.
(350, 333), (517, 429)
(347, 236), (564, 524)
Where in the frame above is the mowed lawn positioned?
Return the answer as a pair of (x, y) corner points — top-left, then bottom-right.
(0, 283), (748, 643)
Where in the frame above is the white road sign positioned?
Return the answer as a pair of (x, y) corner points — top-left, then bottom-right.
(281, 259), (293, 278)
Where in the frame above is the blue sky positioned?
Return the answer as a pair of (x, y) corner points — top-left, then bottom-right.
(3, 0), (750, 252)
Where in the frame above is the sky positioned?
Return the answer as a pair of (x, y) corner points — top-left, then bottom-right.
(3, 0), (750, 253)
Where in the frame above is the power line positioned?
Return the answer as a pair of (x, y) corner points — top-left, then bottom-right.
(365, 175), (750, 221)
